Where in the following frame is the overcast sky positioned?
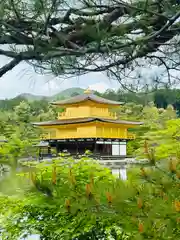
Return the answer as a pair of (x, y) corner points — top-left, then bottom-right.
(0, 55), (121, 99)
(0, 53), (175, 99)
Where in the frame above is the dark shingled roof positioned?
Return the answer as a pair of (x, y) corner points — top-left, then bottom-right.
(32, 117), (143, 126)
(51, 93), (124, 106)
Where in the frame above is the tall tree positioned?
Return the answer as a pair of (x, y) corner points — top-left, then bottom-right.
(14, 101), (31, 123)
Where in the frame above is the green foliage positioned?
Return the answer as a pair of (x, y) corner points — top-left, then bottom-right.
(137, 119), (180, 160)
(0, 156), (179, 239)
(14, 101), (31, 123)
(0, 157), (115, 239)
(0, 88), (179, 239)
(0, 96), (27, 111)
(127, 140), (140, 156)
(118, 101), (178, 157)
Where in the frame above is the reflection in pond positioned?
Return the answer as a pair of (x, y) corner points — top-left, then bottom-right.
(112, 168), (127, 180)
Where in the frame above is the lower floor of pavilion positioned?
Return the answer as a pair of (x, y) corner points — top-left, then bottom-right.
(37, 138), (128, 158)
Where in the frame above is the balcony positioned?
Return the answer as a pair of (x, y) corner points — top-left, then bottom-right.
(58, 108), (118, 120)
(41, 133), (136, 140)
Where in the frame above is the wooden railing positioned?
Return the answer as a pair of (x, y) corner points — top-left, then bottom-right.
(58, 109), (117, 120)
(41, 131), (136, 140)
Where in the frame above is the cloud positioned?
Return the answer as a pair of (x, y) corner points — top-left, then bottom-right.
(0, 60), (120, 99)
(0, 44), (178, 99)
(40, 79), (63, 96)
(89, 82), (110, 93)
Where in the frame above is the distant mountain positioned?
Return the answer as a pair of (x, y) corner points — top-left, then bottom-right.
(15, 88), (85, 102)
(50, 88), (84, 100)
(18, 93), (48, 101)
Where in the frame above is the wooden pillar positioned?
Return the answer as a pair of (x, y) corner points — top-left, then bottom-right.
(103, 141), (105, 156)
(48, 146), (51, 155)
(76, 140), (79, 156)
(109, 141), (112, 155)
(93, 140), (97, 157)
(38, 147), (42, 161)
(55, 140), (58, 156)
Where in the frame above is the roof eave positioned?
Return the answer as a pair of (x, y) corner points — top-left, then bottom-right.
(50, 101), (124, 106)
(32, 119), (144, 127)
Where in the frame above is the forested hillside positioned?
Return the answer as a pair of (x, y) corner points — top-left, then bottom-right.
(1, 88), (180, 115)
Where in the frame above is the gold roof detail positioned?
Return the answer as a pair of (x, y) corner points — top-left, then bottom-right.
(84, 88), (92, 94)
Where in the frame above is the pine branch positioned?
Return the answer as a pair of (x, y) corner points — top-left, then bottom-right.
(0, 0), (180, 79)
(0, 58), (21, 77)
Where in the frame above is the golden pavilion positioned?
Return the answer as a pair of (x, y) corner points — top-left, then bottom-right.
(33, 89), (143, 158)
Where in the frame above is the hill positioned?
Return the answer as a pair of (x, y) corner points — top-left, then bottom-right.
(50, 88), (84, 100)
(15, 88), (85, 101)
(18, 93), (48, 101)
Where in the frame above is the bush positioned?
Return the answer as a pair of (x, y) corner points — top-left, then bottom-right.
(0, 156), (180, 239)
